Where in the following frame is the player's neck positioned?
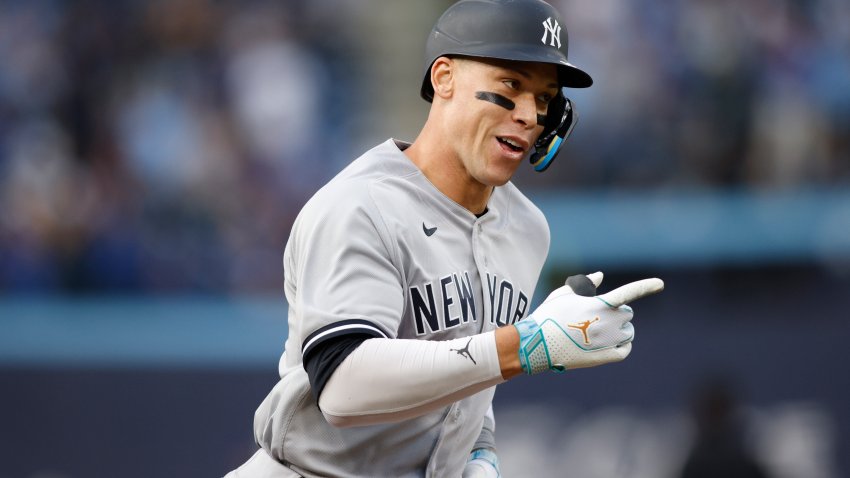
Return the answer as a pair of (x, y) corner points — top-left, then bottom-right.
(405, 133), (492, 215)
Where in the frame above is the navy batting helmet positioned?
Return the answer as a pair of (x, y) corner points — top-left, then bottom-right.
(420, 0), (592, 172)
(420, 0), (592, 102)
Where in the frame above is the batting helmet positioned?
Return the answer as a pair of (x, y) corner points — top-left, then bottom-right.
(420, 0), (592, 102)
(420, 0), (592, 172)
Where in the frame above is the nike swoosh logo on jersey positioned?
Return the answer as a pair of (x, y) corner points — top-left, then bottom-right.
(422, 223), (437, 237)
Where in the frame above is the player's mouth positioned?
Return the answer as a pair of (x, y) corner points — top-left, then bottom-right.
(496, 136), (528, 157)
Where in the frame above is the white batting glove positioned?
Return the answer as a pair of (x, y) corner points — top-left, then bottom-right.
(462, 448), (500, 478)
(514, 272), (664, 374)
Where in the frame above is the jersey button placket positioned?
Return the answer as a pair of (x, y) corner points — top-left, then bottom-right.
(475, 223), (487, 268)
(472, 221), (490, 333)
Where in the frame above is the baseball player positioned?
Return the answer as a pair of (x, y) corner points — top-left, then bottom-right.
(227, 1), (664, 476)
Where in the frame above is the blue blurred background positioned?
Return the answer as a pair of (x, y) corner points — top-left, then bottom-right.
(1, 0), (848, 476)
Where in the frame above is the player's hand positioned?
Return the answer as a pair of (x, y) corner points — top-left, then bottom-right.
(514, 272), (664, 374)
(462, 448), (500, 478)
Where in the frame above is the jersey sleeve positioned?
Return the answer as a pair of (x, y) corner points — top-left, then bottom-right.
(289, 182), (403, 361)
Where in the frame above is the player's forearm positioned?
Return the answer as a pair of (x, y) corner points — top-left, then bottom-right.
(494, 325), (523, 379)
(319, 332), (508, 427)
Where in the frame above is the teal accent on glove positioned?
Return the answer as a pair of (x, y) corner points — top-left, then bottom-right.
(514, 319), (560, 375)
(469, 448), (500, 473)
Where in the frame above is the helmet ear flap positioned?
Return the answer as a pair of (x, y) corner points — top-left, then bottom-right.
(530, 94), (578, 172)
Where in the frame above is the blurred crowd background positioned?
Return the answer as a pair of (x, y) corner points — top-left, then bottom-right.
(1, 0), (849, 477)
(1, 0), (362, 293)
(1, 0), (847, 294)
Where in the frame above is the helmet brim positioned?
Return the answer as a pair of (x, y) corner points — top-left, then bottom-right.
(420, 47), (592, 102)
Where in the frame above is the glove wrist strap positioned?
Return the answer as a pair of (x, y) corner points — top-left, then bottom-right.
(514, 320), (549, 375)
(469, 448), (500, 469)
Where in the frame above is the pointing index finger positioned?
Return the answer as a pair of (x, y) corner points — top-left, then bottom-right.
(597, 278), (665, 308)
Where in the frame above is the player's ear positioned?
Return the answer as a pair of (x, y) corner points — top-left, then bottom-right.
(431, 56), (455, 99)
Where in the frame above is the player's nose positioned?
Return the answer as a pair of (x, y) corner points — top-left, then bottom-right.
(512, 94), (538, 130)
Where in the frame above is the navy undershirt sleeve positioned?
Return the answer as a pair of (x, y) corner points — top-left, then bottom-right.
(303, 334), (371, 403)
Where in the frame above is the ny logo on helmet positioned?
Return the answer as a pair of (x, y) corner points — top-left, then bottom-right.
(541, 17), (561, 48)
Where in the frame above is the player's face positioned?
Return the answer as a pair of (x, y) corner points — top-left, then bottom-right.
(448, 58), (558, 187)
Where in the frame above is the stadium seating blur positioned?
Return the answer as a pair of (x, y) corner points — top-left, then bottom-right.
(1, 1), (847, 476)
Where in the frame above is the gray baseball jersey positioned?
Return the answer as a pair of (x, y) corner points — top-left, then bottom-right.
(252, 139), (550, 477)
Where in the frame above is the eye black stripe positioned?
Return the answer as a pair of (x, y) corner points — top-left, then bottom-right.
(475, 91), (515, 111)
(537, 114), (546, 126)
